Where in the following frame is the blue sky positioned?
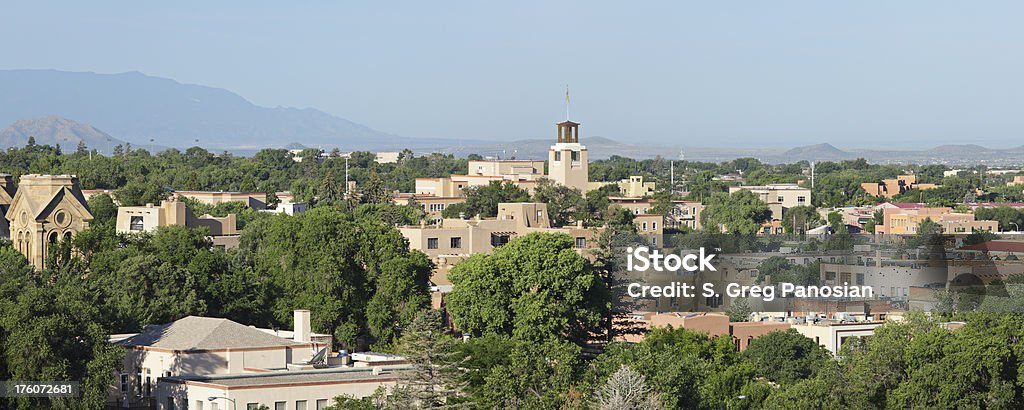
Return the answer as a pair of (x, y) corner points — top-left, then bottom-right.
(3, 1), (1023, 148)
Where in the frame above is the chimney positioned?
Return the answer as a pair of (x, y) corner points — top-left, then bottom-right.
(294, 309), (311, 343)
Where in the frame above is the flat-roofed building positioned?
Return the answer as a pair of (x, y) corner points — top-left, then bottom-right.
(468, 159), (545, 178)
(171, 190), (268, 210)
(116, 200), (240, 249)
(861, 175), (939, 199)
(399, 202), (598, 283)
(610, 197), (704, 231)
(729, 183), (811, 211)
(617, 175), (657, 198)
(157, 366), (406, 410)
(393, 194), (466, 223)
(615, 312), (790, 351)
(792, 321), (885, 354)
(876, 206), (997, 235)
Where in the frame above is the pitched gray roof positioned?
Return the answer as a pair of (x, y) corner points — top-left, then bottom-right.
(119, 316), (304, 351)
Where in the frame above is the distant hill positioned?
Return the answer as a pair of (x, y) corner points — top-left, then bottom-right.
(778, 143), (853, 161)
(0, 116), (126, 152)
(0, 69), (468, 151)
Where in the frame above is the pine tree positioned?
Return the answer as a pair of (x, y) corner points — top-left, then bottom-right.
(395, 310), (466, 408)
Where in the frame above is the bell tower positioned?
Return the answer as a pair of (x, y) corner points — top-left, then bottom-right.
(548, 120), (589, 192)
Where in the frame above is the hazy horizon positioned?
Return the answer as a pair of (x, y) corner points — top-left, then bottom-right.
(3, 1), (1023, 149)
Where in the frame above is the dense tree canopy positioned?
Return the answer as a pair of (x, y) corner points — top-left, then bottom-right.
(446, 232), (607, 345)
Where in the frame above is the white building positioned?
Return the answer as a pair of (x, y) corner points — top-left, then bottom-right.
(109, 310), (401, 409)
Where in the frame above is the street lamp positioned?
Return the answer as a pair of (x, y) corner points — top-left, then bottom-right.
(1011, 222), (1020, 232)
(207, 396), (237, 410)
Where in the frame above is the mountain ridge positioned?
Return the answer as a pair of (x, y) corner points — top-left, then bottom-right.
(0, 116), (126, 152)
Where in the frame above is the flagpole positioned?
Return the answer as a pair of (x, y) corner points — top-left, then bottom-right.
(565, 85), (570, 121)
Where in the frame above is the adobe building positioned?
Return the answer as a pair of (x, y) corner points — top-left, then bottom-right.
(615, 312), (790, 351)
(874, 205), (997, 235)
(548, 120), (590, 193)
(399, 202), (598, 284)
(116, 200), (240, 249)
(728, 183), (811, 234)
(861, 175), (939, 199)
(6, 174), (94, 270)
(409, 116), (605, 202)
(170, 190), (268, 210)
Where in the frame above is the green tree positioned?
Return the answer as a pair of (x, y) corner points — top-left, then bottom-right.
(361, 172), (393, 205)
(446, 232), (607, 345)
(725, 298), (752, 322)
(394, 310), (465, 407)
(742, 329), (830, 385)
(700, 190), (772, 235)
(783, 205), (823, 234)
(461, 181), (530, 218)
(114, 177), (169, 206)
(531, 178), (584, 227)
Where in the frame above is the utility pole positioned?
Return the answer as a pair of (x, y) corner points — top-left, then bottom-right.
(671, 161), (675, 194)
(811, 161), (816, 189)
(345, 156), (350, 197)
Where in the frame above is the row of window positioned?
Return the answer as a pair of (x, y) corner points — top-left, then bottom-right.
(178, 398), (329, 410)
(426, 235), (591, 250)
(427, 237), (462, 250)
(552, 151), (582, 162)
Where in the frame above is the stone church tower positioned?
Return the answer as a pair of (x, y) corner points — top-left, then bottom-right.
(547, 120), (589, 192)
(6, 174), (93, 270)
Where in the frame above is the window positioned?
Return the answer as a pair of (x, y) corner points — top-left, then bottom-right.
(130, 215), (145, 231)
(211, 403), (219, 410)
(642, 222), (648, 231)
(427, 238), (438, 249)
(825, 272), (837, 281)
(450, 237), (462, 249)
(316, 399), (329, 410)
(856, 273), (865, 286)
(247, 404), (260, 410)
(777, 195), (784, 202)
(120, 373), (128, 393)
(652, 222), (657, 231)
(575, 237), (586, 248)
(571, 151), (580, 162)
(195, 401), (204, 410)
(554, 151), (561, 161)
(296, 401), (308, 410)
(797, 196), (806, 204)
(275, 402), (286, 410)
(491, 233), (510, 247)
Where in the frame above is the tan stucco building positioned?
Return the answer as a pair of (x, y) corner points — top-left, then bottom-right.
(616, 175), (657, 198)
(861, 175), (939, 199)
(171, 190), (268, 210)
(6, 174), (94, 270)
(875, 206), (997, 235)
(393, 194), (466, 223)
(116, 200), (240, 249)
(410, 118), (597, 201)
(399, 202), (599, 284)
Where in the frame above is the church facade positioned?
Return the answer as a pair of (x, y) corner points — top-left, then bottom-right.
(6, 174), (94, 270)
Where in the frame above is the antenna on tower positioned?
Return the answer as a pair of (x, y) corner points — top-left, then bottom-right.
(565, 84), (570, 121)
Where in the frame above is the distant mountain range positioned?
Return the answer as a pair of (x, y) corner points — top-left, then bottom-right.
(0, 69), (466, 152)
(0, 69), (1021, 165)
(0, 116), (126, 152)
